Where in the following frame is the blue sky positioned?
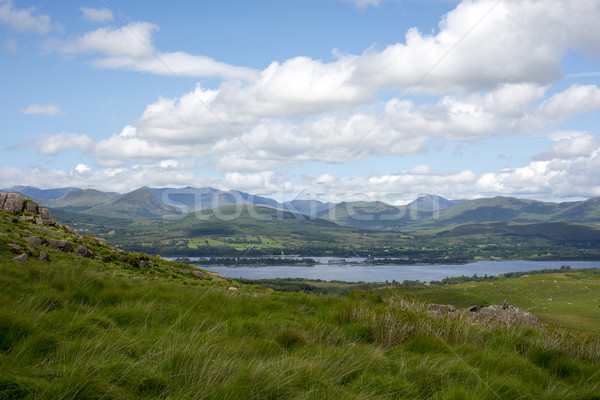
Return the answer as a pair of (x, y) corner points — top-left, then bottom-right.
(1, 0), (600, 203)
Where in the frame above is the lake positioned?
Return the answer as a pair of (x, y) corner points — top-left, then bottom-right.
(198, 260), (600, 283)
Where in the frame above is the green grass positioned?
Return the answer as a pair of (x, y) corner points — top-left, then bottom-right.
(403, 272), (600, 333)
(1, 257), (600, 399)
(2, 205), (600, 398)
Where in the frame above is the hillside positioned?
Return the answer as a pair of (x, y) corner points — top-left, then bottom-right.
(1, 193), (600, 398)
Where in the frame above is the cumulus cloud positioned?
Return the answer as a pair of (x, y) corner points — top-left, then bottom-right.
(476, 133), (600, 198)
(61, 22), (258, 81)
(20, 103), (64, 116)
(23, 132), (94, 155)
(0, 0), (57, 34)
(80, 7), (113, 23)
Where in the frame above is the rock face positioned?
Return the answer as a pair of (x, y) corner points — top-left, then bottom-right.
(48, 239), (72, 253)
(75, 246), (93, 258)
(0, 192), (6, 209)
(470, 305), (542, 328)
(26, 201), (39, 214)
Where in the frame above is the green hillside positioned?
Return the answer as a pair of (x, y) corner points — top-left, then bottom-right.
(2, 200), (600, 398)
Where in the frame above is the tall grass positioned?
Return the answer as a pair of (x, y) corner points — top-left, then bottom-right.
(1, 258), (599, 399)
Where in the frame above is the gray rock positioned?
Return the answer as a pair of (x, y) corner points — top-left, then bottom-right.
(48, 239), (72, 253)
(44, 219), (58, 227)
(0, 192), (6, 209)
(96, 238), (109, 246)
(139, 260), (147, 268)
(3, 193), (26, 212)
(471, 305), (542, 328)
(38, 251), (49, 261)
(33, 226), (55, 236)
(25, 236), (47, 247)
(39, 207), (51, 220)
(12, 253), (27, 262)
(427, 304), (457, 315)
(0, 232), (7, 237)
(35, 217), (44, 224)
(502, 299), (509, 309)
(26, 201), (38, 214)
(8, 243), (22, 250)
(75, 246), (93, 258)
(20, 215), (34, 221)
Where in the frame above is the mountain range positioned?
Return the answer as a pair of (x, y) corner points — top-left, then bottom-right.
(3, 185), (600, 230)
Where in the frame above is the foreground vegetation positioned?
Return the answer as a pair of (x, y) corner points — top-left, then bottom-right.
(2, 201), (600, 398)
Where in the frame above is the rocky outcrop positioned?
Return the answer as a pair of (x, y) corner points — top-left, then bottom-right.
(471, 305), (542, 328)
(0, 192), (53, 224)
(48, 239), (72, 253)
(75, 246), (93, 258)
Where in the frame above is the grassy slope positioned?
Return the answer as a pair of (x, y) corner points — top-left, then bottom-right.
(402, 272), (600, 333)
(1, 206), (600, 398)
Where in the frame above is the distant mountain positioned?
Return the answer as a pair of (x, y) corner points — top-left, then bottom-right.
(435, 196), (596, 225)
(148, 187), (279, 212)
(44, 187), (179, 219)
(408, 195), (456, 212)
(318, 201), (408, 230)
(92, 188), (180, 219)
(42, 189), (118, 211)
(0, 185), (79, 200)
(282, 200), (333, 216)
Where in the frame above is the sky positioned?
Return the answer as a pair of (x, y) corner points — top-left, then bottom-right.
(1, 0), (600, 204)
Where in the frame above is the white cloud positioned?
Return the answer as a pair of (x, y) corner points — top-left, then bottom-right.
(62, 22), (157, 58)
(20, 103), (64, 116)
(24, 132), (94, 155)
(80, 7), (113, 23)
(342, 0), (387, 9)
(476, 134), (600, 198)
(0, 0), (56, 34)
(61, 22), (258, 81)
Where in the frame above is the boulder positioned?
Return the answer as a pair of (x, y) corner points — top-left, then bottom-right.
(38, 251), (49, 261)
(26, 236), (47, 247)
(39, 207), (51, 220)
(0, 192), (6, 208)
(12, 253), (27, 263)
(48, 239), (72, 253)
(44, 219), (58, 227)
(75, 246), (93, 258)
(3, 193), (26, 212)
(26, 201), (38, 214)
(471, 305), (542, 328)
(97, 238), (109, 246)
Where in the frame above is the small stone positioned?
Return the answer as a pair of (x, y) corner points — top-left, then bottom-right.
(48, 239), (72, 253)
(38, 251), (49, 261)
(75, 245), (93, 258)
(8, 243), (22, 250)
(26, 236), (47, 247)
(96, 238), (109, 246)
(0, 232), (8, 237)
(228, 287), (238, 291)
(12, 253), (27, 262)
